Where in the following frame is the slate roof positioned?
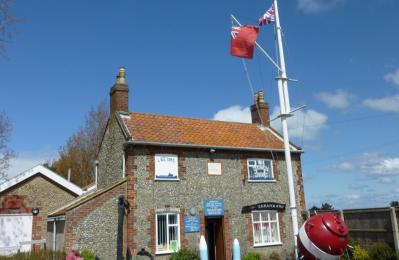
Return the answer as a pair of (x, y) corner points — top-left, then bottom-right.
(119, 112), (300, 151)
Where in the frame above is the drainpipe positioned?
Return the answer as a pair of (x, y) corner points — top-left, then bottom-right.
(117, 195), (128, 260)
(94, 160), (99, 188)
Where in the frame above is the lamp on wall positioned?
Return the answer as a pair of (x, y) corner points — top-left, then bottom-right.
(32, 207), (39, 216)
(209, 149), (216, 153)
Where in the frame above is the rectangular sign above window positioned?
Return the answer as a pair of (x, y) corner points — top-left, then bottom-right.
(204, 199), (224, 216)
(155, 154), (178, 180)
(208, 162), (222, 175)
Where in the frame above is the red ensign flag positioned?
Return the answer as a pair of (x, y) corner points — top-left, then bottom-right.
(230, 26), (259, 59)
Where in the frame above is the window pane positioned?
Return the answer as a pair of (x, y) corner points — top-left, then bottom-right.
(157, 215), (167, 251)
(261, 212), (268, 222)
(169, 226), (178, 241)
(270, 222), (279, 243)
(253, 223), (261, 244)
(262, 223), (270, 243)
(168, 214), (177, 225)
(269, 212), (277, 221)
(253, 212), (260, 222)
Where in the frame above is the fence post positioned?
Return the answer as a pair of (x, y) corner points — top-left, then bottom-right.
(390, 207), (399, 255)
(339, 210), (345, 221)
(200, 235), (208, 260)
(233, 239), (240, 260)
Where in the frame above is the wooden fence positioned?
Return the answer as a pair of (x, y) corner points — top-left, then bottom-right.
(305, 206), (399, 254)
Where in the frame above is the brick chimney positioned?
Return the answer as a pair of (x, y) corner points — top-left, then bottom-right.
(250, 90), (270, 127)
(110, 67), (129, 115)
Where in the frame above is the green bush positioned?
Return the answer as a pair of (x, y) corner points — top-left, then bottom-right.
(0, 250), (66, 260)
(352, 245), (370, 260)
(368, 243), (396, 260)
(268, 251), (280, 260)
(81, 249), (96, 260)
(243, 252), (262, 260)
(169, 248), (200, 260)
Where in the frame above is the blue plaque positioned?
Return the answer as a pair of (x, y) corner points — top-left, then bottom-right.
(204, 199), (224, 216)
(184, 216), (200, 233)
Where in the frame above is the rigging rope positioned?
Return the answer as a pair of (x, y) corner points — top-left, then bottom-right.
(241, 58), (265, 126)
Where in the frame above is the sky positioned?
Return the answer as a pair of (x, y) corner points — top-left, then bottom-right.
(1, 0), (399, 209)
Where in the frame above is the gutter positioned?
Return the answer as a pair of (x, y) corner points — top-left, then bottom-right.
(124, 140), (303, 153)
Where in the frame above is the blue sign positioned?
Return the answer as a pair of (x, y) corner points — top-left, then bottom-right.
(204, 199), (224, 216)
(184, 216), (200, 233)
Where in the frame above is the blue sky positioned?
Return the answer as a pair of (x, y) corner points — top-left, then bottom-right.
(1, 0), (398, 209)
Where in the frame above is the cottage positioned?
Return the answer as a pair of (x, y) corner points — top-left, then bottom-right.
(0, 165), (83, 255)
(50, 68), (306, 259)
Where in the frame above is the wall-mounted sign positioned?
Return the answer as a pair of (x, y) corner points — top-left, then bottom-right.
(241, 202), (286, 213)
(184, 216), (200, 233)
(155, 154), (178, 179)
(204, 199), (224, 216)
(208, 162), (222, 175)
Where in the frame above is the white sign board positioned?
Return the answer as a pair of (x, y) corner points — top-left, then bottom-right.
(208, 162), (222, 175)
(155, 154), (178, 179)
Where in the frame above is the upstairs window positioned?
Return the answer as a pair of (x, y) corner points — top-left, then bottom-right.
(156, 212), (180, 254)
(247, 159), (274, 181)
(155, 154), (178, 180)
(252, 211), (281, 246)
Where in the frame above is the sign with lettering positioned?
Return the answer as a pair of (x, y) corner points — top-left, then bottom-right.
(241, 202), (286, 213)
(155, 154), (178, 179)
(204, 199), (224, 216)
(208, 162), (222, 175)
(184, 216), (200, 233)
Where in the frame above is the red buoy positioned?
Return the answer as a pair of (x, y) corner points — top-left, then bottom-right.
(297, 213), (349, 259)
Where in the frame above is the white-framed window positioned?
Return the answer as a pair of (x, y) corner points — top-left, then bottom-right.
(156, 212), (180, 254)
(247, 159), (274, 181)
(155, 154), (178, 180)
(252, 211), (281, 246)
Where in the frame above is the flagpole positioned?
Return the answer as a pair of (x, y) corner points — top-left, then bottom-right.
(273, 0), (299, 258)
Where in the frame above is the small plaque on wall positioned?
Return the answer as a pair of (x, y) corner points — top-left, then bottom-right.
(208, 162), (222, 175)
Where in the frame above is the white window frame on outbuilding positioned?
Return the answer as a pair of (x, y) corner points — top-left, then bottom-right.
(154, 154), (179, 180)
(155, 211), (180, 254)
(247, 158), (274, 182)
(251, 210), (281, 247)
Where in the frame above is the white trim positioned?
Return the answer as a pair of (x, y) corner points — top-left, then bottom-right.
(298, 223), (340, 260)
(155, 211), (180, 255)
(251, 211), (281, 246)
(0, 165), (83, 196)
(265, 127), (299, 151)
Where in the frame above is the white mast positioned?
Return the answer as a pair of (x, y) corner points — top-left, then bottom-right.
(273, 0), (299, 257)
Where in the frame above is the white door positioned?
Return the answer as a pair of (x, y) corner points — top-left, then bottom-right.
(0, 214), (33, 256)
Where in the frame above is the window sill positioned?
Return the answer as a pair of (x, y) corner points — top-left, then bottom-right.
(253, 242), (283, 248)
(248, 180), (277, 183)
(154, 178), (180, 182)
(155, 251), (174, 255)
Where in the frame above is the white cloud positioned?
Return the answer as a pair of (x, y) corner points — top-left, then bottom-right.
(212, 105), (328, 141)
(297, 0), (345, 14)
(347, 194), (360, 200)
(330, 153), (399, 179)
(270, 107), (328, 141)
(379, 177), (394, 184)
(384, 68), (399, 87)
(314, 89), (353, 109)
(212, 105), (251, 123)
(363, 95), (399, 113)
(2, 150), (57, 182)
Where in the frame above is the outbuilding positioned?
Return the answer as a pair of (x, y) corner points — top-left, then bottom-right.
(0, 165), (82, 255)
